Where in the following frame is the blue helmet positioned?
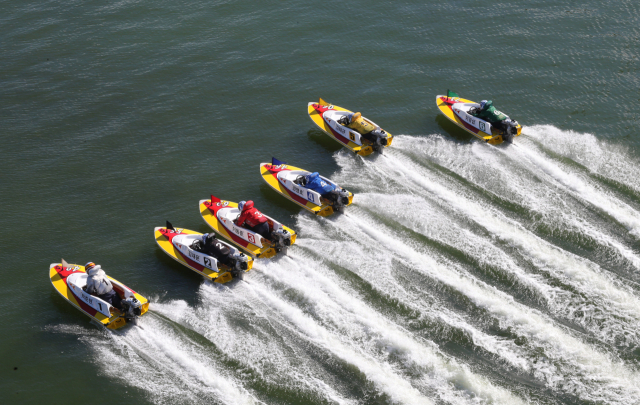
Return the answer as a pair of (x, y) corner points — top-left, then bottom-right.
(238, 200), (246, 211)
(480, 100), (488, 110)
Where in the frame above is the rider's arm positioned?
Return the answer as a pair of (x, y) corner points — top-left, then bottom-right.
(235, 210), (248, 226)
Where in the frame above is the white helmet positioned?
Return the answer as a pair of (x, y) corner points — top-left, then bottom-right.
(238, 200), (246, 211)
(480, 100), (488, 110)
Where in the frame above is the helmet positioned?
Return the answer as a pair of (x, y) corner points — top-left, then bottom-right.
(238, 200), (246, 211)
(479, 100), (488, 110)
(201, 233), (209, 243)
(84, 262), (96, 272)
(350, 112), (362, 123)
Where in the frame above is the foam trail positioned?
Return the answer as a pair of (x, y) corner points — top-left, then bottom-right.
(305, 205), (640, 404)
(526, 125), (640, 197)
(244, 280), (435, 405)
(296, 212), (534, 372)
(152, 259), (527, 404)
(356, 191), (640, 348)
(47, 319), (258, 405)
(156, 280), (435, 405)
(255, 256), (527, 405)
(340, 142), (640, 340)
(510, 136), (640, 238)
(152, 284), (357, 405)
(393, 134), (640, 272)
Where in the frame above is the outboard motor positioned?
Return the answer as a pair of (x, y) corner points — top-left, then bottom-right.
(327, 188), (350, 210)
(121, 297), (142, 324)
(230, 251), (249, 279)
(232, 252), (249, 271)
(271, 228), (292, 254)
(369, 129), (389, 151)
(502, 119), (518, 143)
(339, 189), (350, 207)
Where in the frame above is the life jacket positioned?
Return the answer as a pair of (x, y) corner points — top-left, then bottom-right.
(236, 200), (268, 228)
(85, 265), (113, 296)
(346, 112), (376, 134)
(305, 172), (336, 195)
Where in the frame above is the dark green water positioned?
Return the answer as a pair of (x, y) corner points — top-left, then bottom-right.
(2, 1), (640, 404)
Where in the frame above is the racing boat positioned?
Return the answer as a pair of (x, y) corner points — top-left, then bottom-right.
(154, 221), (253, 282)
(260, 158), (353, 216)
(308, 98), (393, 156)
(436, 91), (522, 145)
(199, 196), (297, 258)
(49, 260), (149, 329)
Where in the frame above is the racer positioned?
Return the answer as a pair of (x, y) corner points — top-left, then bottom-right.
(338, 112), (388, 149)
(470, 100), (519, 141)
(235, 200), (272, 240)
(198, 233), (234, 267)
(299, 172), (348, 207)
(304, 172), (336, 195)
(84, 262), (123, 310)
(470, 100), (508, 125)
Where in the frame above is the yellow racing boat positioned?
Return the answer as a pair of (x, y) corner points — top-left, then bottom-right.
(436, 91), (522, 145)
(49, 261), (149, 329)
(260, 158), (353, 216)
(308, 98), (393, 156)
(154, 221), (253, 282)
(199, 196), (297, 258)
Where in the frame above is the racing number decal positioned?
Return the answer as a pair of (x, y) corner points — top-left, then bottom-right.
(349, 133), (355, 141)
(479, 122), (486, 131)
(307, 191), (314, 202)
(248, 233), (256, 244)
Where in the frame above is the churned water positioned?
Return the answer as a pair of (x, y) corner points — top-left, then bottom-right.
(1, 1), (639, 404)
